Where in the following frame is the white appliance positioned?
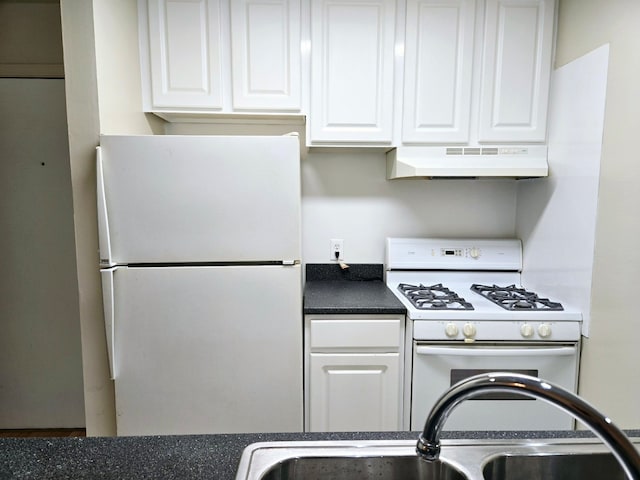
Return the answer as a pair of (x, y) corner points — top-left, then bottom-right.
(97, 134), (303, 436)
(385, 238), (582, 431)
(386, 145), (548, 179)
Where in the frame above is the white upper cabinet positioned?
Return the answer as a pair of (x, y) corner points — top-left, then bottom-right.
(230, 0), (302, 111)
(401, 0), (555, 145)
(478, 0), (555, 142)
(402, 0), (476, 144)
(138, 0), (556, 146)
(144, 0), (224, 110)
(309, 0), (397, 144)
(140, 0), (302, 114)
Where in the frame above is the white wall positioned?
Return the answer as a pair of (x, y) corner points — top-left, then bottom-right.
(517, 45), (608, 337)
(302, 151), (517, 263)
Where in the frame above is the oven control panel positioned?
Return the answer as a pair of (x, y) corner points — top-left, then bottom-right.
(440, 247), (482, 259)
(386, 238), (522, 271)
(414, 320), (581, 342)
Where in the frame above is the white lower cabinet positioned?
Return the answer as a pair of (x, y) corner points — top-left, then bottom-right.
(305, 314), (405, 432)
(309, 353), (400, 431)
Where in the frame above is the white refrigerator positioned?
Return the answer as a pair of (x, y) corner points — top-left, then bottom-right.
(96, 134), (303, 436)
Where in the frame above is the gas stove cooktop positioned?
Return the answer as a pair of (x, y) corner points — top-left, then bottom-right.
(397, 283), (474, 311)
(385, 238), (582, 323)
(397, 282), (564, 312)
(471, 283), (564, 311)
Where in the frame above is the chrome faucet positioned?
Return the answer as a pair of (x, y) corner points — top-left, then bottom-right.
(416, 372), (640, 480)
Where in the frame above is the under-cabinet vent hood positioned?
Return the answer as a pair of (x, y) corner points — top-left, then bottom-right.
(386, 145), (548, 179)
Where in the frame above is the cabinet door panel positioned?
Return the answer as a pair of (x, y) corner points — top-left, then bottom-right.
(230, 0), (302, 111)
(309, 353), (400, 431)
(402, 0), (476, 144)
(478, 0), (555, 142)
(310, 0), (395, 143)
(147, 0), (224, 109)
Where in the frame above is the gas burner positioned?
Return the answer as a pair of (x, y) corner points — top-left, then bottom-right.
(398, 283), (474, 310)
(470, 284), (564, 311)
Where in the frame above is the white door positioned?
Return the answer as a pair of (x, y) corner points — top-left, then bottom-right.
(411, 343), (578, 431)
(309, 353), (401, 431)
(104, 264), (303, 435)
(98, 134), (300, 264)
(0, 78), (85, 428)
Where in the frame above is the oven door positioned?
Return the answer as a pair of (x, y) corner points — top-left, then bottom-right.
(411, 342), (579, 431)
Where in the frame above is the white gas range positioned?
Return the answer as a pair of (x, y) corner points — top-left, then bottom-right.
(385, 238), (582, 431)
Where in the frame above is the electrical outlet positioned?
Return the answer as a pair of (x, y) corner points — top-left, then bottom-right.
(330, 238), (344, 261)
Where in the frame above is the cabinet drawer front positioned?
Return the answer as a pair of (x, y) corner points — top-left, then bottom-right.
(310, 318), (402, 350)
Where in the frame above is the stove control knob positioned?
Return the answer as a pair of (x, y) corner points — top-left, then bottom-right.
(538, 323), (552, 338)
(445, 323), (459, 338)
(470, 247), (481, 259)
(520, 324), (534, 338)
(463, 323), (477, 339)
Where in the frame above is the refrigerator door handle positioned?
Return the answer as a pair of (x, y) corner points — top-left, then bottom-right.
(96, 146), (114, 267)
(100, 267), (116, 380)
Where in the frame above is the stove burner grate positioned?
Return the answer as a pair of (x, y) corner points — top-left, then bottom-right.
(470, 284), (564, 311)
(397, 283), (474, 310)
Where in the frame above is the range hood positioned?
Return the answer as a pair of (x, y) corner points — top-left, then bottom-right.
(386, 145), (548, 179)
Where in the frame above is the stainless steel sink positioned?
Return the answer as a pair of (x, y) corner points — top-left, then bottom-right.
(260, 455), (465, 480)
(235, 438), (640, 480)
(483, 451), (624, 480)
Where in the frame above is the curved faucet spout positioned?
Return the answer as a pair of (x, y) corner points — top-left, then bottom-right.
(416, 372), (640, 480)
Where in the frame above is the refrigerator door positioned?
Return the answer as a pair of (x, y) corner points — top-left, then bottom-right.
(98, 135), (300, 264)
(108, 264), (303, 435)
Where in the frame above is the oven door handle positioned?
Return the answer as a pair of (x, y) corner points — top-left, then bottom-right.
(415, 345), (577, 357)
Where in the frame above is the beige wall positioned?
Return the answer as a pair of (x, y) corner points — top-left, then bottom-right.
(61, 0), (161, 435)
(93, 0), (163, 134)
(60, 0), (114, 436)
(556, 0), (640, 428)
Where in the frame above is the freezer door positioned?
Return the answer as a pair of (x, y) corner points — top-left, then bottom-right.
(98, 135), (300, 264)
(110, 264), (303, 435)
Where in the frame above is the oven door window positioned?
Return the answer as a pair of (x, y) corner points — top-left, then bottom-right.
(450, 369), (538, 400)
(411, 343), (579, 431)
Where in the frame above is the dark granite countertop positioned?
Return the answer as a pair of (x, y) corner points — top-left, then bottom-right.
(303, 263), (406, 315)
(2, 429), (639, 479)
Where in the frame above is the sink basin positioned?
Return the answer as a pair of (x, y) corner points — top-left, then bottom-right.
(235, 438), (640, 480)
(483, 452), (624, 480)
(261, 455), (465, 480)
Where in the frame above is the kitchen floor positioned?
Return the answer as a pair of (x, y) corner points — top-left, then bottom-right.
(0, 429), (86, 438)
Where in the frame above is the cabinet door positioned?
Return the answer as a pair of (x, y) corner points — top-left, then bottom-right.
(230, 0), (302, 111)
(310, 0), (396, 143)
(309, 353), (401, 431)
(478, 0), (555, 142)
(146, 0), (224, 109)
(402, 0), (476, 144)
